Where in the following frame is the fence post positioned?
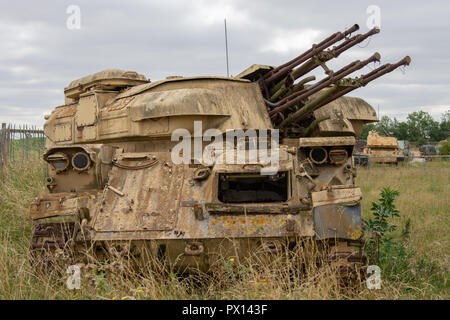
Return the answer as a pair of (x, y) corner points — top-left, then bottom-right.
(0, 123), (3, 167)
(0, 123), (7, 168)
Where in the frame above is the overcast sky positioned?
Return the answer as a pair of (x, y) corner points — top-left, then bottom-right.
(0, 0), (449, 126)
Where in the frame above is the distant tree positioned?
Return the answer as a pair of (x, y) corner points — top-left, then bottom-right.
(359, 110), (448, 143)
(430, 121), (445, 142)
(439, 139), (450, 155)
(393, 120), (409, 141)
(439, 111), (450, 139)
(406, 111), (439, 144)
(377, 116), (396, 136)
(360, 123), (376, 139)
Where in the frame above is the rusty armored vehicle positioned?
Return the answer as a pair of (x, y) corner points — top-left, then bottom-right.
(363, 131), (404, 164)
(419, 144), (436, 160)
(30, 24), (410, 274)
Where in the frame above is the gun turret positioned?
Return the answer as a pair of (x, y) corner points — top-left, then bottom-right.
(251, 23), (411, 136)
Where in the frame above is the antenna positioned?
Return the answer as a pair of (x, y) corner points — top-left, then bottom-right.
(224, 19), (230, 77)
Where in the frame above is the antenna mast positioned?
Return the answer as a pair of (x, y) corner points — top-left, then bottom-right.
(224, 19), (230, 77)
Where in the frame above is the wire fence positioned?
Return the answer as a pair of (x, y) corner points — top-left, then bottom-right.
(0, 123), (45, 168)
(353, 154), (450, 170)
(1, 123), (448, 172)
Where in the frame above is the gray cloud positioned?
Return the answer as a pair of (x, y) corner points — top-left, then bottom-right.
(0, 0), (449, 125)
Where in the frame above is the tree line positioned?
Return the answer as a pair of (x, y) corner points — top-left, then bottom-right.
(361, 110), (450, 145)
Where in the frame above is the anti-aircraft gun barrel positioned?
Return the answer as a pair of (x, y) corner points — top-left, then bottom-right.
(318, 56), (412, 108)
(268, 27), (380, 97)
(281, 75), (316, 99)
(271, 60), (360, 108)
(262, 24), (360, 86)
(266, 24), (359, 73)
(270, 75), (316, 102)
(361, 56), (411, 84)
(312, 56), (412, 110)
(273, 59), (365, 108)
(291, 27), (380, 79)
(269, 52), (381, 118)
(277, 56), (411, 130)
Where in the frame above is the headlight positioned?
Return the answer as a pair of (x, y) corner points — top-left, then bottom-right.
(46, 152), (69, 172)
(329, 148), (348, 165)
(309, 147), (328, 164)
(72, 152), (91, 171)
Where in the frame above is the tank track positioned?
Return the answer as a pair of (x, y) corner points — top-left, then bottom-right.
(326, 239), (368, 284)
(30, 222), (76, 270)
(29, 222), (368, 286)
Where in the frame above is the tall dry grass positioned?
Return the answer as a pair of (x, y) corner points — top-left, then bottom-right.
(357, 160), (449, 299)
(0, 160), (448, 299)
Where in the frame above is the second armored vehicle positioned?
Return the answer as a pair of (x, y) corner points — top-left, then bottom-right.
(363, 131), (404, 164)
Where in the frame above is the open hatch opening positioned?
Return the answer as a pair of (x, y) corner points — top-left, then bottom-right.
(218, 172), (289, 203)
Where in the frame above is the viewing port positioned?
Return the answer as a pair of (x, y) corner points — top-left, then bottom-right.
(218, 172), (289, 203)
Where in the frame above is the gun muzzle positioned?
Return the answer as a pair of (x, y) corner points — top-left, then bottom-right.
(263, 24), (360, 86)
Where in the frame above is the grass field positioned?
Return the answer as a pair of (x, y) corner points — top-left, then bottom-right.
(0, 160), (448, 300)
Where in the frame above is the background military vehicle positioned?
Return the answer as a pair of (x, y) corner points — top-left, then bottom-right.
(419, 144), (437, 158)
(362, 131), (404, 164)
(30, 24), (410, 275)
